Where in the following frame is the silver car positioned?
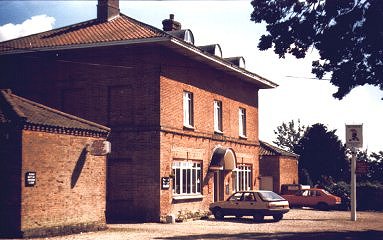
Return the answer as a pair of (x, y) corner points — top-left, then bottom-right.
(209, 190), (290, 222)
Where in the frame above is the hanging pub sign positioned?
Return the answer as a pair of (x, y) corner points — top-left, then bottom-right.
(346, 124), (363, 148)
(162, 177), (170, 190)
(25, 172), (36, 187)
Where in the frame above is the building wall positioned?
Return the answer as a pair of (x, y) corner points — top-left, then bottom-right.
(20, 130), (107, 237)
(0, 125), (22, 237)
(0, 44), (262, 221)
(259, 155), (299, 193)
(259, 155), (280, 192)
(279, 156), (299, 187)
(159, 51), (260, 218)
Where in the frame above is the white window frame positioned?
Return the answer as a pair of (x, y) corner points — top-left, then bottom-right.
(239, 107), (247, 138)
(172, 161), (202, 196)
(232, 165), (252, 192)
(214, 100), (223, 133)
(183, 91), (194, 128)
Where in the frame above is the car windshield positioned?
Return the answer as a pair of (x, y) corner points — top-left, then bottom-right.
(258, 191), (285, 202)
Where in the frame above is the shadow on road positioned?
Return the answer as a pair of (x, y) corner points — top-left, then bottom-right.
(154, 230), (383, 240)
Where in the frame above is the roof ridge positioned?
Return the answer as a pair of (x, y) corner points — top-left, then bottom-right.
(259, 140), (299, 157)
(5, 91), (110, 132)
(119, 13), (169, 37)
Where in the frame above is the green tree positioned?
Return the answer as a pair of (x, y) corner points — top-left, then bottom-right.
(273, 119), (306, 152)
(250, 0), (383, 99)
(295, 123), (348, 183)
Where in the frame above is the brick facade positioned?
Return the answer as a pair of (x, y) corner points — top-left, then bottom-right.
(21, 131), (107, 237)
(259, 155), (298, 193)
(0, 44), (264, 221)
(0, 128), (108, 238)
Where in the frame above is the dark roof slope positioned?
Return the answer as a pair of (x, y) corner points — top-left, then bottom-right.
(259, 140), (299, 158)
(0, 89), (110, 137)
(0, 14), (167, 53)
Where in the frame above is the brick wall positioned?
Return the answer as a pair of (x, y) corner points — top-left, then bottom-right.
(0, 126), (22, 237)
(279, 156), (299, 187)
(0, 45), (263, 221)
(259, 155), (299, 193)
(159, 50), (260, 218)
(20, 130), (107, 237)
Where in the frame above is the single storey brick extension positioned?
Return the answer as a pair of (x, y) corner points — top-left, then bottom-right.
(0, 89), (110, 238)
(0, 0), (299, 227)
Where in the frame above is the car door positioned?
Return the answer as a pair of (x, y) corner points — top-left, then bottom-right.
(239, 192), (258, 215)
(221, 192), (243, 215)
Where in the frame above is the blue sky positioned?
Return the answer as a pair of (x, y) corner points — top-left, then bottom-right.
(0, 1), (382, 153)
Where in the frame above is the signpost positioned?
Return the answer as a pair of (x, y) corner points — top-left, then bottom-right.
(345, 124), (363, 222)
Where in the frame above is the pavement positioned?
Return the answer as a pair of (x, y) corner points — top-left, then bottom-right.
(7, 209), (383, 240)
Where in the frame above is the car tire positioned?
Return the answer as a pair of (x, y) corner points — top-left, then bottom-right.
(273, 214), (283, 222)
(317, 202), (329, 211)
(253, 214), (264, 222)
(213, 208), (224, 220)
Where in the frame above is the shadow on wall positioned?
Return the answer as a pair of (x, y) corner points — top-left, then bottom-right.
(71, 147), (88, 189)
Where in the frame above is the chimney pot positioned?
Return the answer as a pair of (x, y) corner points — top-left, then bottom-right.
(162, 14), (181, 31)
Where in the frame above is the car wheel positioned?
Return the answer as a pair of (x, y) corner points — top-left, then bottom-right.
(273, 214), (283, 222)
(317, 202), (329, 211)
(253, 214), (264, 222)
(213, 208), (224, 220)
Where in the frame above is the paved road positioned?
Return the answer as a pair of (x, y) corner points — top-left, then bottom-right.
(20, 209), (383, 240)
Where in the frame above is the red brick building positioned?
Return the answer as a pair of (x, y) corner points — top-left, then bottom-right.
(259, 141), (299, 194)
(0, 89), (110, 238)
(0, 0), (286, 222)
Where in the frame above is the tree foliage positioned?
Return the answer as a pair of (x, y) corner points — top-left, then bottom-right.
(294, 123), (348, 183)
(250, 0), (383, 99)
(273, 119), (306, 152)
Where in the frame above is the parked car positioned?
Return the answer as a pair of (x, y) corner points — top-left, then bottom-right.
(282, 188), (341, 210)
(280, 184), (310, 195)
(209, 190), (290, 222)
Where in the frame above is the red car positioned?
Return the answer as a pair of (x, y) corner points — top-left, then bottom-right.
(282, 188), (341, 210)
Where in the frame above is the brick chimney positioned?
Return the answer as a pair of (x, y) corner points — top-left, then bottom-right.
(97, 0), (120, 22)
(162, 14), (181, 31)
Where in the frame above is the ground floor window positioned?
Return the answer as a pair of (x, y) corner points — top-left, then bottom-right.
(232, 164), (252, 191)
(172, 161), (202, 195)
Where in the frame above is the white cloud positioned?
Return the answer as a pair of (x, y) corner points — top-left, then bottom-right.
(0, 15), (55, 42)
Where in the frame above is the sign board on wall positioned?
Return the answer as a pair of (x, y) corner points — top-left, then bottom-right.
(25, 172), (36, 187)
(345, 125), (363, 148)
(161, 177), (170, 190)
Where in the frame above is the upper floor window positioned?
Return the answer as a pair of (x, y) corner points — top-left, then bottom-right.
(239, 107), (247, 137)
(214, 100), (223, 133)
(183, 91), (194, 128)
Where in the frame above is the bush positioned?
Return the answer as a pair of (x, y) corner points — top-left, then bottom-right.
(324, 181), (383, 211)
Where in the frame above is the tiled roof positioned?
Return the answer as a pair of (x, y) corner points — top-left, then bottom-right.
(0, 14), (167, 53)
(0, 89), (110, 137)
(0, 12), (278, 89)
(259, 141), (299, 158)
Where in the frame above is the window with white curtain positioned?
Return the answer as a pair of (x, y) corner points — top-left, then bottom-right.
(183, 91), (194, 128)
(214, 100), (222, 133)
(239, 107), (247, 137)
